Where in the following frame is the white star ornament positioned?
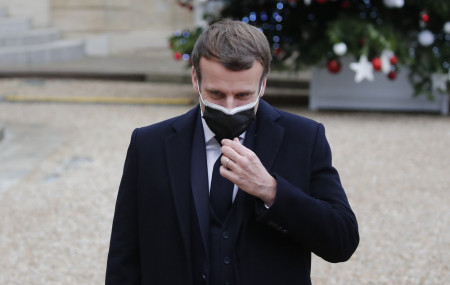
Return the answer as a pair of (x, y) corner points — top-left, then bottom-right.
(349, 55), (374, 83)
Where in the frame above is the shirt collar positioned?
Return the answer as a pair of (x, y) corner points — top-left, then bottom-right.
(201, 116), (216, 145)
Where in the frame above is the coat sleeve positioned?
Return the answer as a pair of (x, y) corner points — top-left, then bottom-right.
(105, 129), (141, 284)
(258, 123), (359, 263)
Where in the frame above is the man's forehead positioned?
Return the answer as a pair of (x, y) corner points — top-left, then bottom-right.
(198, 57), (263, 72)
(204, 85), (257, 93)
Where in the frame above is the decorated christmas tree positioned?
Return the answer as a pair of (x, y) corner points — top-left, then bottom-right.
(170, 0), (450, 98)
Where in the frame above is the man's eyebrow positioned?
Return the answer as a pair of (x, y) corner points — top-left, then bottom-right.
(204, 87), (224, 93)
(236, 90), (255, 94)
(204, 87), (256, 94)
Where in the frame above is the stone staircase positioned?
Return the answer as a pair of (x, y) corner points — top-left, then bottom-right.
(0, 6), (84, 65)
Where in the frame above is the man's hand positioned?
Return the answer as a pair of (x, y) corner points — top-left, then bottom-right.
(220, 138), (277, 207)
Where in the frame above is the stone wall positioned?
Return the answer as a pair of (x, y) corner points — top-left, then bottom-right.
(51, 0), (194, 54)
(0, 0), (194, 55)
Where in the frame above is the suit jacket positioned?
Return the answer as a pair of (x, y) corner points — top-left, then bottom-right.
(106, 100), (359, 285)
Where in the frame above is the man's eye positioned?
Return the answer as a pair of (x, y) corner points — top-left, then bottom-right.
(210, 91), (222, 96)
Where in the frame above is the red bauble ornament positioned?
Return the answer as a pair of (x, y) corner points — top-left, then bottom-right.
(174, 52), (182, 60)
(421, 13), (429, 23)
(372, 57), (382, 71)
(327, 59), (341, 73)
(316, 0), (328, 4)
(390, 55), (398, 65)
(388, 71), (397, 80)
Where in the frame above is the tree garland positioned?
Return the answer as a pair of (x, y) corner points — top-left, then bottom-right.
(171, 0), (450, 98)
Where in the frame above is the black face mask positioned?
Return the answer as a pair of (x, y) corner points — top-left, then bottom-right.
(198, 83), (260, 142)
(202, 103), (256, 142)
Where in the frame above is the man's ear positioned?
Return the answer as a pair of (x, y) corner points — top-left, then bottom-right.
(191, 67), (199, 93)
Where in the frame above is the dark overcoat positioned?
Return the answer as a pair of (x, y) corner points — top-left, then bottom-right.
(106, 100), (359, 285)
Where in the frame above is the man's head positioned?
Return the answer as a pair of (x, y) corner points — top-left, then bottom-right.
(191, 19), (271, 86)
(191, 20), (271, 140)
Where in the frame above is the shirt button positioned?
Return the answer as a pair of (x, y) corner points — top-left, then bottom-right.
(222, 231), (230, 239)
(224, 257), (231, 265)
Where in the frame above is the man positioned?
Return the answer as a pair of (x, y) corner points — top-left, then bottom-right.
(106, 19), (359, 285)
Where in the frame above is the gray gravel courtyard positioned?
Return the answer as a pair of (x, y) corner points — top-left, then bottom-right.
(0, 79), (449, 284)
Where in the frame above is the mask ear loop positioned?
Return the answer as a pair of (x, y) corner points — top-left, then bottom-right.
(257, 81), (263, 98)
(196, 77), (201, 94)
(196, 79), (207, 106)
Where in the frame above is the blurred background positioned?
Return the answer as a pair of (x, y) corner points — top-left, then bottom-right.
(0, 0), (449, 284)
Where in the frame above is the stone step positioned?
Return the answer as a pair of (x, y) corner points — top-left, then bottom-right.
(0, 28), (60, 47)
(0, 17), (31, 34)
(0, 39), (85, 64)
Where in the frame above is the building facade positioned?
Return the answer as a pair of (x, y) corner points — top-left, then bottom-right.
(0, 0), (194, 55)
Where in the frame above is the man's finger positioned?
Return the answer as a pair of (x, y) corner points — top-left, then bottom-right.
(221, 145), (243, 165)
(221, 138), (251, 156)
(221, 155), (234, 170)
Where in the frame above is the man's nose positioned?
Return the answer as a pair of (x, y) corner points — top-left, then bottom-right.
(223, 95), (235, 110)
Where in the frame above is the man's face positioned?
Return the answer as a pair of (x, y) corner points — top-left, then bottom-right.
(192, 57), (266, 112)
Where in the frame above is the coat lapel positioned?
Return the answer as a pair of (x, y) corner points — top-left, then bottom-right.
(233, 102), (284, 236)
(190, 112), (210, 257)
(164, 107), (200, 268)
(253, 100), (284, 172)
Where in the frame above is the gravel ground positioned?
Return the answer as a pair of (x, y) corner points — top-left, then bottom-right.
(0, 79), (449, 284)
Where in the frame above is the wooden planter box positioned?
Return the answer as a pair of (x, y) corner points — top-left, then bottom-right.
(309, 58), (449, 115)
